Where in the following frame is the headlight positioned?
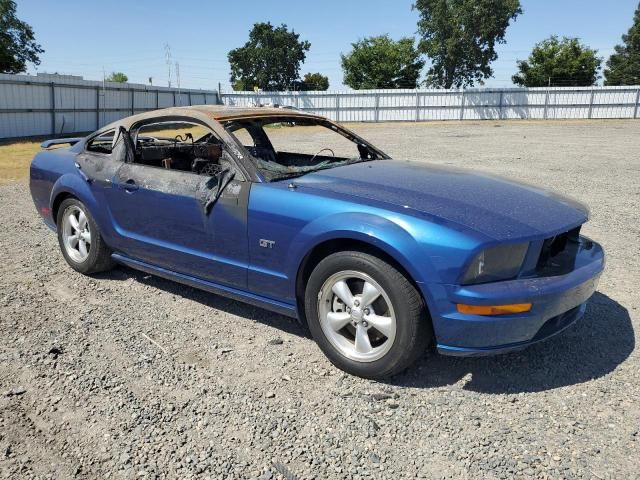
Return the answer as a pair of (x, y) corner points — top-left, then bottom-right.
(461, 243), (529, 285)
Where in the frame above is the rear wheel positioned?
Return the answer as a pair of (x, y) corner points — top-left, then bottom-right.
(56, 198), (115, 274)
(305, 251), (430, 379)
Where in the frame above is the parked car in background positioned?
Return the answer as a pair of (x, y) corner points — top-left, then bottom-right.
(29, 106), (604, 378)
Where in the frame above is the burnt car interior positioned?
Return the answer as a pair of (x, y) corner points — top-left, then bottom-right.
(128, 120), (226, 177)
(224, 117), (385, 180)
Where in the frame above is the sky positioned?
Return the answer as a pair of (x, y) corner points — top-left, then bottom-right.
(15, 0), (640, 91)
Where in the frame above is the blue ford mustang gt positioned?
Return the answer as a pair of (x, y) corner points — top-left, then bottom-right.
(29, 106), (605, 378)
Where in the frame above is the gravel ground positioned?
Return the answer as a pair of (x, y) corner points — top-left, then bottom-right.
(1, 120), (638, 479)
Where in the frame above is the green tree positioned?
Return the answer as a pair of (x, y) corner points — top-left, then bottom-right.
(604, 3), (640, 85)
(0, 0), (44, 74)
(106, 72), (128, 83)
(512, 36), (602, 87)
(341, 35), (425, 89)
(414, 0), (521, 88)
(228, 22), (310, 91)
(301, 72), (329, 91)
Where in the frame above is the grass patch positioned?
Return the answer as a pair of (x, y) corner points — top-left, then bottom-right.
(0, 126), (216, 185)
(0, 139), (43, 184)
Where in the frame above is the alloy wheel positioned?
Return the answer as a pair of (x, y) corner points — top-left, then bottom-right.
(61, 205), (91, 263)
(317, 270), (397, 362)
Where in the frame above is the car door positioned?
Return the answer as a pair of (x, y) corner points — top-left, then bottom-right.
(104, 119), (249, 290)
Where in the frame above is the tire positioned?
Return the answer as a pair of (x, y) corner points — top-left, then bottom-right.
(56, 198), (115, 274)
(304, 251), (431, 379)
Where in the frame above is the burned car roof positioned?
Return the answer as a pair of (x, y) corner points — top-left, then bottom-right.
(192, 105), (324, 122)
(111, 105), (324, 130)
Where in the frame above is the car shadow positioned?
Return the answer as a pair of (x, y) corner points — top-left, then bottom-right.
(94, 266), (307, 339)
(96, 267), (633, 393)
(388, 292), (634, 393)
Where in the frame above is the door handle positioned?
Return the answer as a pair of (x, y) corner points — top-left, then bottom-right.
(74, 162), (91, 183)
(122, 178), (139, 193)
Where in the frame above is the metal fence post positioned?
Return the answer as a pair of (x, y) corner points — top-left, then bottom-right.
(459, 89), (465, 120)
(374, 92), (380, 122)
(95, 86), (100, 129)
(50, 82), (56, 135)
(588, 87), (595, 119)
(173, 91), (176, 107)
(634, 87), (640, 119)
(156, 90), (160, 109)
(188, 91), (192, 106)
(543, 87), (550, 120)
(415, 91), (420, 122)
(336, 94), (340, 122)
(498, 90), (504, 120)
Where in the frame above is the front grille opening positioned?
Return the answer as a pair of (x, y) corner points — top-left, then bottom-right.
(536, 226), (581, 277)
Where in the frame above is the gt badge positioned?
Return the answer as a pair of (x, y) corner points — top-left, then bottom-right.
(259, 239), (276, 249)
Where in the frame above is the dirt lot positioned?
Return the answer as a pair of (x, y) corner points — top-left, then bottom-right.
(1, 120), (639, 479)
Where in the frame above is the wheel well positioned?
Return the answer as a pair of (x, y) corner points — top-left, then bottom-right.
(51, 192), (77, 225)
(295, 238), (430, 325)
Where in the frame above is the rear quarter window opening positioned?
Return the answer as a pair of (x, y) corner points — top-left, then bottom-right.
(86, 129), (116, 154)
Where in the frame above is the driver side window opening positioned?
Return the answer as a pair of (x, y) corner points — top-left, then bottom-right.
(131, 120), (225, 177)
(224, 118), (382, 181)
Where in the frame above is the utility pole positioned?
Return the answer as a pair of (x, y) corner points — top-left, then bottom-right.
(176, 61), (181, 105)
(164, 43), (172, 87)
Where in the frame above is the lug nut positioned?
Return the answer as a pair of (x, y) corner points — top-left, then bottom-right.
(364, 308), (370, 315)
(354, 300), (360, 307)
(346, 307), (351, 313)
(362, 321), (368, 328)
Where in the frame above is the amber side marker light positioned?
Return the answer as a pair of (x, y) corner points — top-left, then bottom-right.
(457, 303), (532, 315)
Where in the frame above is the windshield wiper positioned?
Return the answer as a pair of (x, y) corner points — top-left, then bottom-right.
(268, 170), (310, 181)
(271, 157), (375, 181)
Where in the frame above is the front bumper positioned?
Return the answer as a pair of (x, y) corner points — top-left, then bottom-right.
(426, 237), (604, 356)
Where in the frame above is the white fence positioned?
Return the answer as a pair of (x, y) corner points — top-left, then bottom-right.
(221, 86), (640, 123)
(0, 73), (219, 139)
(2, 77), (639, 140)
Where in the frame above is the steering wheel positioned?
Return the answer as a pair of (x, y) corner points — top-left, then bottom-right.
(310, 148), (335, 163)
(174, 133), (193, 143)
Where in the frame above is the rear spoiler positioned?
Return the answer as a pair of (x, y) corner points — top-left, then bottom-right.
(40, 137), (84, 149)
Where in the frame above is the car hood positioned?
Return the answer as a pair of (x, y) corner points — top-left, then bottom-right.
(294, 160), (589, 241)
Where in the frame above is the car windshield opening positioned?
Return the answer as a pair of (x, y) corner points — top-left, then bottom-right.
(224, 117), (383, 181)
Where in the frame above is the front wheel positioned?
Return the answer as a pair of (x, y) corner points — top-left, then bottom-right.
(304, 251), (431, 379)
